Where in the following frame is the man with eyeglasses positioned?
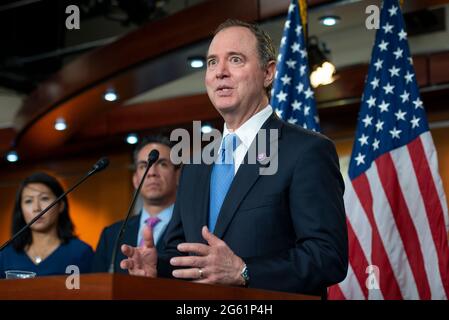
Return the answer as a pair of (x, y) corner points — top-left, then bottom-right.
(92, 135), (181, 273)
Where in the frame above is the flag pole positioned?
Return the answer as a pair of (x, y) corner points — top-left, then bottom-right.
(299, 0), (308, 43)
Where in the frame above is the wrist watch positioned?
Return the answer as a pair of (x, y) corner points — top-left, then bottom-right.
(240, 263), (250, 286)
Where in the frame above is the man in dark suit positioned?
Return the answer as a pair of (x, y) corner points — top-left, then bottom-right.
(92, 135), (180, 273)
(120, 19), (348, 295)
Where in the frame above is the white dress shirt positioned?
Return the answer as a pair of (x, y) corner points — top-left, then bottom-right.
(221, 105), (273, 174)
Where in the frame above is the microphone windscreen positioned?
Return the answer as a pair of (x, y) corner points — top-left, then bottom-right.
(148, 150), (159, 164)
(93, 157), (109, 173)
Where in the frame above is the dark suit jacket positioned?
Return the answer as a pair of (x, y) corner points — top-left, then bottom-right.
(158, 113), (348, 295)
(92, 213), (168, 273)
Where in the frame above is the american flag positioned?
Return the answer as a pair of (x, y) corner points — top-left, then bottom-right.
(328, 0), (449, 299)
(270, 0), (320, 132)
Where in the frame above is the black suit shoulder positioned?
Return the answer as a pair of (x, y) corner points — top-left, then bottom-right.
(102, 216), (139, 236)
(91, 215), (140, 273)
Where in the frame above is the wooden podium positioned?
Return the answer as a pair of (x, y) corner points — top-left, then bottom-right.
(0, 273), (320, 300)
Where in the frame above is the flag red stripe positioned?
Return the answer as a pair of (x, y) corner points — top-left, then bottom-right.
(408, 137), (449, 297)
(376, 153), (431, 299)
(328, 282), (346, 300)
(352, 173), (403, 299)
(346, 217), (369, 299)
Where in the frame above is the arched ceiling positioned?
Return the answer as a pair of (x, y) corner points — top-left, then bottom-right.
(1, 0), (449, 164)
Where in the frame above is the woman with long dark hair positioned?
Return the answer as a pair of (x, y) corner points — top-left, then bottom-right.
(0, 172), (93, 278)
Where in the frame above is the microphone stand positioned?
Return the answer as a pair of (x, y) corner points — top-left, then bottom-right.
(0, 157), (109, 252)
(109, 150), (159, 273)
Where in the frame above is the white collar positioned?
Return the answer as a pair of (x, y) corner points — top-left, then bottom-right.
(222, 105), (273, 149)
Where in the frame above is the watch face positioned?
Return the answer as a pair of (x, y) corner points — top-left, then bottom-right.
(241, 266), (249, 281)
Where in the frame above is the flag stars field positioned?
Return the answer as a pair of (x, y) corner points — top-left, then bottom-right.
(329, 0), (449, 300)
(271, 0), (320, 131)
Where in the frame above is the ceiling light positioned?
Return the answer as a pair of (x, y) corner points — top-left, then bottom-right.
(188, 57), (205, 69)
(308, 36), (336, 88)
(201, 124), (213, 134)
(126, 133), (139, 145)
(6, 151), (19, 163)
(310, 61), (336, 88)
(319, 15), (340, 26)
(54, 117), (67, 131)
(104, 89), (118, 102)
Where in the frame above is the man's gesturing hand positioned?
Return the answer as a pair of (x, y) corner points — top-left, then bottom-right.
(120, 224), (158, 277)
(170, 226), (246, 286)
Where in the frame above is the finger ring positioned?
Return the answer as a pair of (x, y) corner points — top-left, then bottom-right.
(198, 268), (203, 278)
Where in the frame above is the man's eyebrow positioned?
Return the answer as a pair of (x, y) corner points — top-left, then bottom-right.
(227, 51), (244, 57)
(206, 51), (245, 60)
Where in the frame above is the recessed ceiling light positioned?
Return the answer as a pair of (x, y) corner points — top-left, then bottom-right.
(126, 133), (139, 145)
(319, 15), (340, 27)
(54, 117), (67, 131)
(201, 124), (213, 134)
(6, 151), (19, 163)
(188, 57), (205, 69)
(104, 89), (118, 102)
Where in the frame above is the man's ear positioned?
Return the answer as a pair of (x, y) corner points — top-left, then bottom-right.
(264, 60), (276, 88)
(132, 172), (139, 189)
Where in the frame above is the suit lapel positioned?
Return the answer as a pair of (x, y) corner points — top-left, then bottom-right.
(196, 162), (214, 234)
(213, 114), (284, 238)
(213, 160), (260, 238)
(113, 214), (140, 271)
(123, 214), (140, 247)
(156, 228), (167, 251)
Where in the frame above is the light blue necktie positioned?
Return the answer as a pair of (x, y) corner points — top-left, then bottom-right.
(209, 133), (239, 232)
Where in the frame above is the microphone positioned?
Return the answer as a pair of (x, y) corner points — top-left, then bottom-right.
(88, 157), (109, 175)
(0, 157), (110, 252)
(109, 149), (159, 273)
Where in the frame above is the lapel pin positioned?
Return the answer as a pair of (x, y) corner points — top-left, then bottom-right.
(257, 153), (266, 161)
